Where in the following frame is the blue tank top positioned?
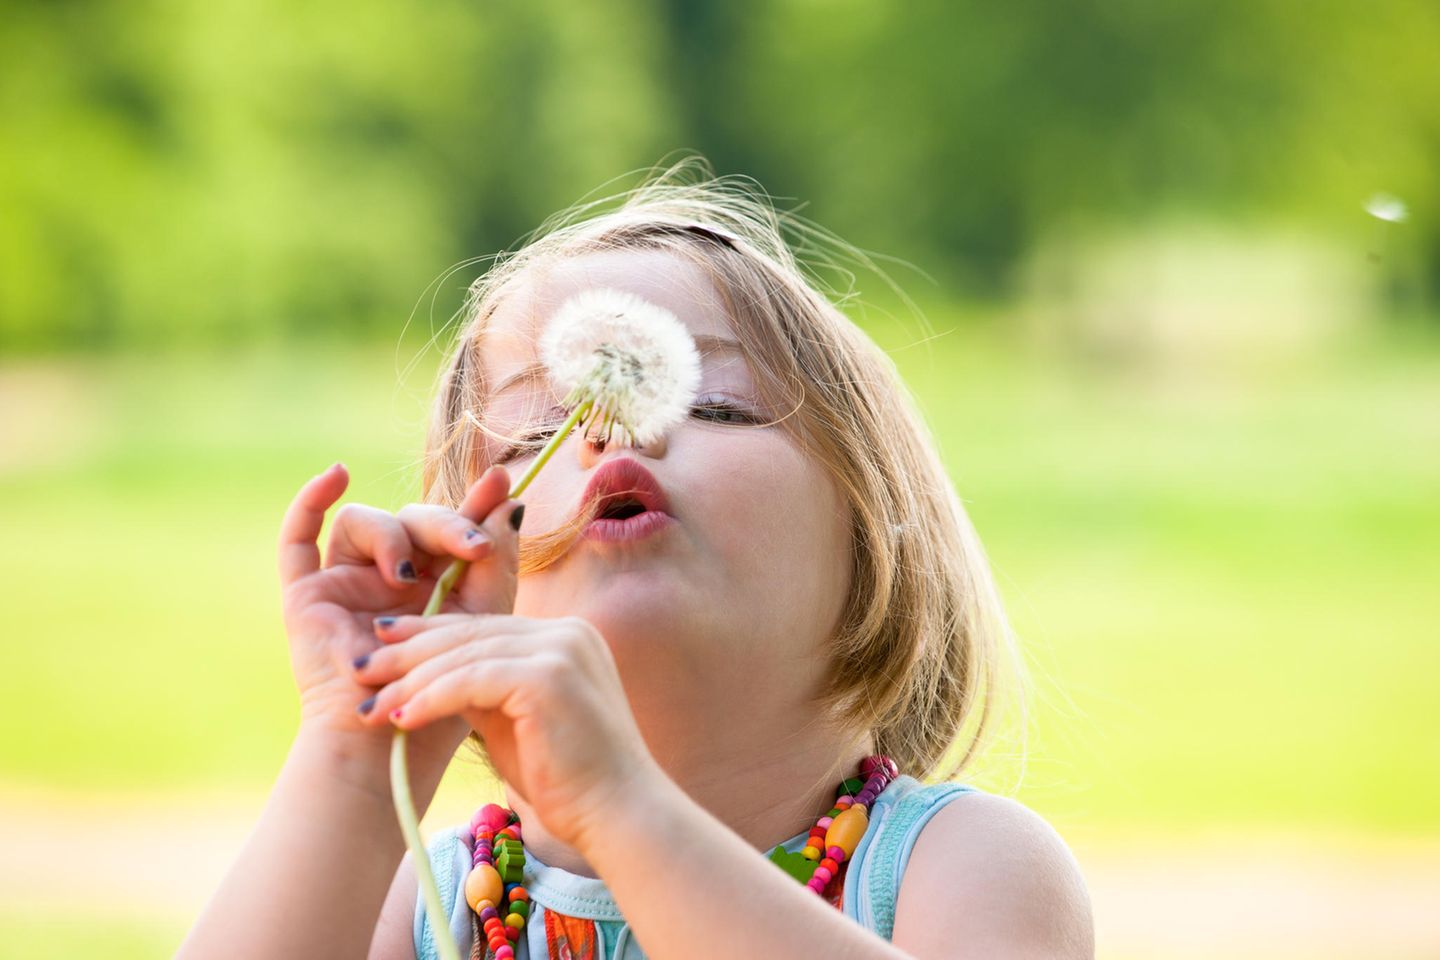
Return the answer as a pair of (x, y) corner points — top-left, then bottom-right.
(414, 774), (979, 959)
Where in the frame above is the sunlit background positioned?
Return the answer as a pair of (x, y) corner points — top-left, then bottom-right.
(2, 3), (1438, 958)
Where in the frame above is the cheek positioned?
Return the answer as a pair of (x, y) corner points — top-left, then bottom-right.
(703, 433), (849, 595)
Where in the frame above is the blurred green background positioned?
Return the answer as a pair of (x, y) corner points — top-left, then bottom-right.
(2, 2), (1438, 958)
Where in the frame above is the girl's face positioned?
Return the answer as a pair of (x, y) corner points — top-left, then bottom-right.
(479, 249), (852, 767)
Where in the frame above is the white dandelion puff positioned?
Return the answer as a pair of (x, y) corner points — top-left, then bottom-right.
(1365, 193), (1408, 223)
(540, 287), (702, 446)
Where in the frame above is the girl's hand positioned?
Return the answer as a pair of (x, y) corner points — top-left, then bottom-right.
(352, 612), (660, 853)
(275, 462), (523, 782)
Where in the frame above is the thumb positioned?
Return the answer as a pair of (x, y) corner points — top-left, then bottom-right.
(457, 465), (512, 524)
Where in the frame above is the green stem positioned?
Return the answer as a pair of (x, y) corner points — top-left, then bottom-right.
(391, 729), (461, 960)
(391, 397), (593, 958)
(420, 398), (592, 617)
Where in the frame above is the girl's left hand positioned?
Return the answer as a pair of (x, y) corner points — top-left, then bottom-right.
(352, 612), (660, 853)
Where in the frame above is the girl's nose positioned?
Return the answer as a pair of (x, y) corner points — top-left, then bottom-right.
(577, 424), (667, 467)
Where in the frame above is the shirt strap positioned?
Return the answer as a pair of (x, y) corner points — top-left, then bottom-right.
(862, 782), (978, 941)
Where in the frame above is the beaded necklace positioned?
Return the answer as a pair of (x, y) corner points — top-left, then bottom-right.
(460, 755), (899, 960)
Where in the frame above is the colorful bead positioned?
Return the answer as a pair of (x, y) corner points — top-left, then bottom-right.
(464, 863), (503, 913)
(768, 845), (820, 882)
(465, 755), (898, 924)
(824, 805), (869, 858)
(473, 803), (511, 835)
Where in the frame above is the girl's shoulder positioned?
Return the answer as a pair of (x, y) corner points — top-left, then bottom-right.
(877, 782), (1094, 956)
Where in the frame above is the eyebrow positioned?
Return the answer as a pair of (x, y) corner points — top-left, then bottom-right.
(493, 334), (744, 394)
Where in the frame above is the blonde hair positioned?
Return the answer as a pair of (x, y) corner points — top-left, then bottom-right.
(421, 156), (1027, 783)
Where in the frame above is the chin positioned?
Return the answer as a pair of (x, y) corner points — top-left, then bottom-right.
(545, 574), (693, 638)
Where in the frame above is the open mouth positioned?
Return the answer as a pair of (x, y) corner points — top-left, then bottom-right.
(579, 457), (674, 542)
(596, 496), (649, 521)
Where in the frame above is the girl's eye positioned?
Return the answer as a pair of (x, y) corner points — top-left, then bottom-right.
(494, 407), (567, 463)
(690, 397), (762, 425)
(494, 427), (556, 463)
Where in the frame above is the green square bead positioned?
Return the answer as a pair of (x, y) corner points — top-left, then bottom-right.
(838, 777), (864, 796)
(496, 841), (526, 884)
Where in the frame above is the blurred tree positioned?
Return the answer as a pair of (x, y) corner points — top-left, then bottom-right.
(0, 0), (1435, 349)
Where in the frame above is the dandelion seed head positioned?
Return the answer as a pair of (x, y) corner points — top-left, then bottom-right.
(539, 287), (702, 446)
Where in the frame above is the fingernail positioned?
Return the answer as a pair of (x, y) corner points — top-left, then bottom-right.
(397, 559), (418, 582)
(509, 504), (526, 531)
(465, 528), (490, 545)
(375, 616), (397, 630)
(352, 653), (371, 671)
(357, 695), (377, 716)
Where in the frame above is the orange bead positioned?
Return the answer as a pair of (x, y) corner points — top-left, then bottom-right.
(509, 887), (529, 902)
(464, 863), (504, 913)
(824, 805), (869, 859)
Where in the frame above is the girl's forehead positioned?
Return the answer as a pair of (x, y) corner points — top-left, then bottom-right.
(482, 249), (736, 372)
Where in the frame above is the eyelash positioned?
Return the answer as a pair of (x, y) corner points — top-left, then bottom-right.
(492, 397), (761, 462)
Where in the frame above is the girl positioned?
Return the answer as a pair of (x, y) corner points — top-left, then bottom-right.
(178, 161), (1093, 960)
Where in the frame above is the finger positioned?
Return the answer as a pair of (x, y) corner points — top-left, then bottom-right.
(387, 654), (565, 730)
(324, 503), (420, 590)
(278, 462), (349, 588)
(354, 617), (533, 687)
(358, 635), (547, 726)
(371, 612), (480, 644)
(456, 495), (525, 604)
(393, 503), (494, 565)
(458, 464), (511, 523)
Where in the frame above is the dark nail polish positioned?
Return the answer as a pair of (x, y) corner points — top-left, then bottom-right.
(352, 653), (371, 671)
(375, 616), (397, 629)
(465, 528), (487, 543)
(357, 695), (377, 715)
(397, 559), (418, 582)
(509, 504), (525, 531)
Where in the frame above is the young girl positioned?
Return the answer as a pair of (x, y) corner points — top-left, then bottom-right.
(178, 162), (1093, 960)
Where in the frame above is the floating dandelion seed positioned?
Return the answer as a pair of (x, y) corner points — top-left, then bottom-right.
(1365, 193), (1409, 265)
(393, 288), (702, 960)
(1365, 193), (1408, 223)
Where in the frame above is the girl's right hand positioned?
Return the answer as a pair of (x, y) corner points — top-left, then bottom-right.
(275, 462), (523, 783)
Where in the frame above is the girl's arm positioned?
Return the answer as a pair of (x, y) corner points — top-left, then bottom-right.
(175, 727), (435, 960)
(583, 769), (1094, 960)
(176, 464), (520, 958)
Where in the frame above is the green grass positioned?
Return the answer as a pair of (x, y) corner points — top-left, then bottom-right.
(2, 323), (1437, 835)
(0, 913), (186, 960)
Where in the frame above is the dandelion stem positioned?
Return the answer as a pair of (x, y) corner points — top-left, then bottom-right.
(391, 730), (461, 960)
(421, 398), (593, 617)
(392, 396), (594, 960)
